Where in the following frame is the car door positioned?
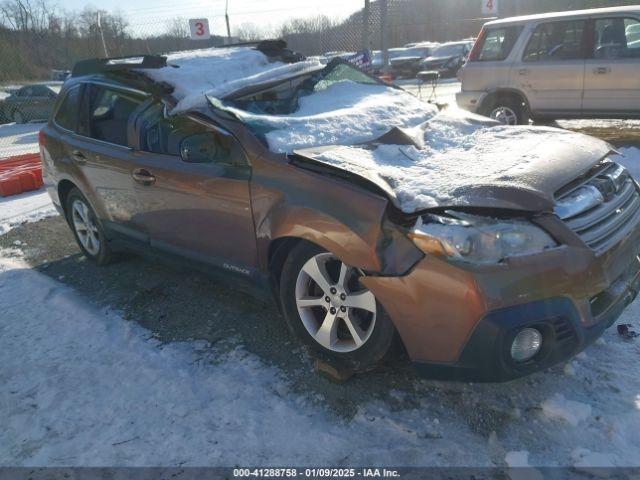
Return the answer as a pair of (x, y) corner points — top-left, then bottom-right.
(513, 19), (588, 114)
(583, 16), (640, 113)
(127, 102), (258, 271)
(62, 82), (151, 242)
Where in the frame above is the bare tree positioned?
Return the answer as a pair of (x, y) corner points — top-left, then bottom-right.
(233, 22), (266, 41)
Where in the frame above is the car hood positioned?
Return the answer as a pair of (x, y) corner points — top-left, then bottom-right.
(292, 111), (613, 214)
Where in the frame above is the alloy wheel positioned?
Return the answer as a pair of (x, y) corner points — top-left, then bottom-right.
(295, 252), (377, 353)
(71, 199), (101, 256)
(490, 106), (518, 126)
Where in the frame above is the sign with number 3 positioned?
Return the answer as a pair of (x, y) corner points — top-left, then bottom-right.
(189, 18), (211, 40)
(481, 0), (498, 16)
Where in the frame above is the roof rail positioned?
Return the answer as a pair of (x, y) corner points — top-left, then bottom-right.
(214, 39), (287, 50)
(71, 55), (169, 77)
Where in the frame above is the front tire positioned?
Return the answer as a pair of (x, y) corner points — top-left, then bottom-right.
(65, 188), (116, 266)
(279, 242), (396, 372)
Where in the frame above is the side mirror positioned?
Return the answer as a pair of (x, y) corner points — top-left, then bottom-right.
(180, 133), (229, 164)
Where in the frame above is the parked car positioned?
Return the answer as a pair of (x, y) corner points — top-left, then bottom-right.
(371, 48), (412, 75)
(40, 44), (640, 381)
(419, 41), (474, 78)
(2, 84), (60, 123)
(389, 43), (439, 78)
(457, 6), (640, 125)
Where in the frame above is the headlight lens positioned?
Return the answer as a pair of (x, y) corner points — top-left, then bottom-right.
(409, 213), (557, 264)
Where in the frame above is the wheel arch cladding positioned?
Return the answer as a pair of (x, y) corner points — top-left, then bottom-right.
(58, 179), (77, 214)
(482, 89), (528, 114)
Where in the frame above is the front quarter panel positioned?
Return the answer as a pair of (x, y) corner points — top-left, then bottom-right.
(252, 152), (387, 272)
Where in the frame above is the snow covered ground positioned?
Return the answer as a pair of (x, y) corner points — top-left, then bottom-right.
(0, 190), (57, 235)
(0, 121), (43, 158)
(1, 249), (639, 468)
(0, 151), (640, 469)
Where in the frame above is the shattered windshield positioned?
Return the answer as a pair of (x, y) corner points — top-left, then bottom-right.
(207, 60), (437, 154)
(223, 61), (381, 116)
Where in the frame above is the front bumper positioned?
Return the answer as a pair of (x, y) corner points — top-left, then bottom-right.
(361, 213), (640, 382)
(456, 90), (487, 113)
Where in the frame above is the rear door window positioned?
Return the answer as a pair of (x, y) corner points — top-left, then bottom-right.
(54, 85), (82, 132)
(85, 84), (144, 147)
(523, 20), (587, 62)
(594, 17), (640, 59)
(477, 26), (522, 61)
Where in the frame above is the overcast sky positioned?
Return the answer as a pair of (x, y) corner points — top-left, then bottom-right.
(61, 0), (365, 35)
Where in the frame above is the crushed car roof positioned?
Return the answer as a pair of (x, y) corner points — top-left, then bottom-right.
(143, 46), (323, 112)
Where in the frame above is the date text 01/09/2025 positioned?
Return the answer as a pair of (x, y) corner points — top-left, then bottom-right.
(232, 468), (401, 478)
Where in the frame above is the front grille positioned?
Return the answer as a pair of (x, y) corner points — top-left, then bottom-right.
(556, 162), (640, 253)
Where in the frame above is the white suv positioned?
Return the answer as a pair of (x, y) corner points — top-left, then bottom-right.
(457, 6), (640, 125)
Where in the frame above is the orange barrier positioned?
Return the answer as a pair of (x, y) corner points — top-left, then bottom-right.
(0, 152), (43, 197)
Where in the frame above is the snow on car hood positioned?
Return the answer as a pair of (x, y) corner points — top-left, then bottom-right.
(143, 47), (323, 112)
(294, 109), (613, 214)
(200, 71), (611, 215)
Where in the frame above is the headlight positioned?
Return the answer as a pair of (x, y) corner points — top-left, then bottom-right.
(409, 213), (557, 264)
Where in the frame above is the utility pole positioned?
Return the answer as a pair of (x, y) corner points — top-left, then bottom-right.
(97, 11), (109, 57)
(225, 0), (232, 42)
(362, 0), (370, 52)
(381, 0), (389, 73)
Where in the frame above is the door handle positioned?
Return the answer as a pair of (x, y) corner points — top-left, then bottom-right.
(71, 150), (87, 164)
(518, 68), (529, 76)
(132, 168), (156, 186)
(594, 67), (611, 74)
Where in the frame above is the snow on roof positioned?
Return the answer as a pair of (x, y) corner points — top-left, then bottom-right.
(216, 80), (438, 153)
(143, 47), (323, 112)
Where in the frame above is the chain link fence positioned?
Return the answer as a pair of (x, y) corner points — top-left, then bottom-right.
(0, 0), (635, 159)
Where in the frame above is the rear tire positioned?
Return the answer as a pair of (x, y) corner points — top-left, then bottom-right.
(279, 242), (396, 372)
(485, 97), (529, 125)
(65, 188), (117, 266)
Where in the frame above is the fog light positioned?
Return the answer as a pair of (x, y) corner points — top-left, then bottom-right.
(510, 328), (543, 362)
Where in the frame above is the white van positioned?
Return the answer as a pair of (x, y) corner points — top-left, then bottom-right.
(457, 6), (640, 124)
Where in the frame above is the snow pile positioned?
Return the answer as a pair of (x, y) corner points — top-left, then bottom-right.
(143, 47), (322, 112)
(540, 394), (592, 427)
(0, 190), (57, 234)
(308, 110), (610, 213)
(221, 80), (437, 153)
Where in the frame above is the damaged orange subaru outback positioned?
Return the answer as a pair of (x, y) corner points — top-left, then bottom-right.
(39, 41), (640, 381)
